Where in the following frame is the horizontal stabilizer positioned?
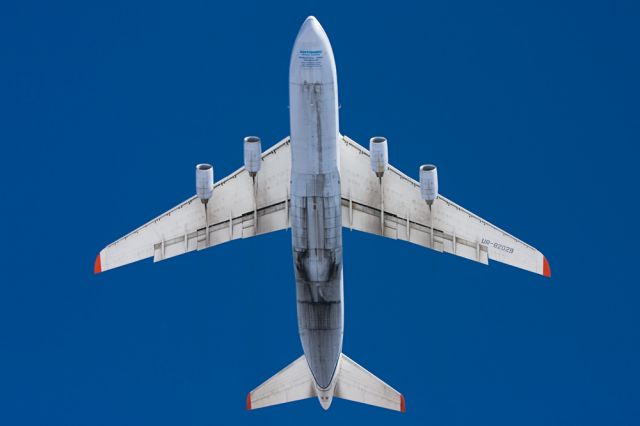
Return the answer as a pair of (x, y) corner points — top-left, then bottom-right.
(335, 354), (405, 412)
(247, 355), (315, 410)
(247, 354), (404, 412)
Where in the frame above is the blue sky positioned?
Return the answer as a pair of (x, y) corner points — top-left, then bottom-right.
(2, 1), (639, 425)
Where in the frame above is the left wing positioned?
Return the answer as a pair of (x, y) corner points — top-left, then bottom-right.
(339, 135), (550, 277)
(95, 137), (292, 273)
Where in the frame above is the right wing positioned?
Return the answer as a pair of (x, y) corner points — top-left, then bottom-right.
(339, 135), (549, 277)
(95, 137), (292, 273)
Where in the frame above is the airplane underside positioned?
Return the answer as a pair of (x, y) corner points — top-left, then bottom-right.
(95, 15), (550, 414)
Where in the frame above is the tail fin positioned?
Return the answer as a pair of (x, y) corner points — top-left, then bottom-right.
(247, 354), (405, 412)
(335, 354), (405, 412)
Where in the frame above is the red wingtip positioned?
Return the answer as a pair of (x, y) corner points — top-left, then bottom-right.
(246, 392), (252, 411)
(94, 254), (102, 274)
(543, 255), (551, 278)
(400, 394), (406, 413)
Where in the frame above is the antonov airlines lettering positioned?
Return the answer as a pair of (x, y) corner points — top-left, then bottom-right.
(95, 16), (550, 412)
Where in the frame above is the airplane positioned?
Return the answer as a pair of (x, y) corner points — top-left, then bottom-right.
(94, 16), (550, 413)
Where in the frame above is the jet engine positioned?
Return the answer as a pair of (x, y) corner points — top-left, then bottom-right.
(244, 136), (262, 177)
(419, 164), (438, 206)
(369, 136), (388, 178)
(196, 163), (214, 204)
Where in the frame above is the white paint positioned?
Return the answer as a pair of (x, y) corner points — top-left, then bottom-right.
(195, 163), (213, 203)
(97, 15), (549, 414)
(419, 164), (438, 205)
(369, 136), (388, 177)
(243, 136), (262, 176)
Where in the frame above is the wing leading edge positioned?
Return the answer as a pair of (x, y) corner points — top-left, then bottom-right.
(338, 135), (550, 277)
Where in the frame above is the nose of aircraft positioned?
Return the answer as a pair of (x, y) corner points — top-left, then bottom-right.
(296, 15), (326, 41)
(290, 16), (336, 84)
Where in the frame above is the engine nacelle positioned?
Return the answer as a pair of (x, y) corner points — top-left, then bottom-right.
(244, 136), (262, 177)
(196, 163), (214, 204)
(419, 164), (438, 206)
(369, 136), (388, 178)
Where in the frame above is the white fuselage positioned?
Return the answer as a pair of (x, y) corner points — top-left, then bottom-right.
(289, 17), (344, 400)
